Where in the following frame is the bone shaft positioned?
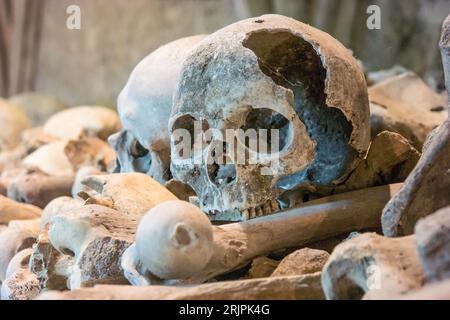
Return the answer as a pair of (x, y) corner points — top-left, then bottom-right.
(226, 183), (403, 259)
(39, 273), (323, 300)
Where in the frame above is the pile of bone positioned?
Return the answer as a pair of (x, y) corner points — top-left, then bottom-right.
(0, 14), (449, 300)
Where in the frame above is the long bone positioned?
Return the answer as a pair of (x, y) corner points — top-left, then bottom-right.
(123, 183), (402, 284)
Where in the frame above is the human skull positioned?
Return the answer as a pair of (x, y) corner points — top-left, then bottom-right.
(110, 35), (206, 184)
(169, 15), (370, 221)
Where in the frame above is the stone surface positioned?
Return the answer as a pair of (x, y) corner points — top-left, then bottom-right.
(415, 205), (450, 283)
(271, 248), (329, 277)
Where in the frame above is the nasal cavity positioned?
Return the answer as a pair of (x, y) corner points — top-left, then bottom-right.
(207, 142), (237, 188)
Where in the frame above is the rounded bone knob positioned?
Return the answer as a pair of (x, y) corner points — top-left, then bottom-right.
(135, 200), (213, 279)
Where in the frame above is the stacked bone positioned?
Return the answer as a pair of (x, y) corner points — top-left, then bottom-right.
(0, 14), (449, 300)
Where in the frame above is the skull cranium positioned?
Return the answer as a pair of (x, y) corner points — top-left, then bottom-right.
(110, 35), (206, 184)
(169, 15), (370, 221)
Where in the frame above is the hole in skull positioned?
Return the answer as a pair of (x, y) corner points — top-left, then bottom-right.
(240, 107), (291, 153)
(171, 115), (210, 159)
(173, 223), (197, 247)
(243, 31), (355, 186)
(207, 142), (237, 188)
(60, 247), (75, 257)
(430, 105), (444, 112)
(130, 140), (149, 158)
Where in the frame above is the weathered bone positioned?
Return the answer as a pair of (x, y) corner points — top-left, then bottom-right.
(322, 233), (424, 300)
(0, 99), (31, 151)
(29, 230), (72, 291)
(40, 196), (83, 230)
(381, 14), (450, 236)
(38, 272), (324, 300)
(337, 131), (419, 193)
(43, 106), (121, 141)
(368, 72), (447, 149)
(1, 248), (40, 300)
(124, 184), (401, 285)
(0, 219), (40, 281)
(7, 169), (74, 208)
(114, 35), (206, 184)
(20, 127), (59, 154)
(22, 141), (74, 176)
(79, 173), (177, 216)
(48, 204), (137, 289)
(0, 194), (41, 224)
(64, 137), (116, 172)
(71, 166), (102, 199)
(271, 248), (329, 277)
(8, 92), (67, 126)
(121, 200), (213, 285)
(415, 205), (450, 283)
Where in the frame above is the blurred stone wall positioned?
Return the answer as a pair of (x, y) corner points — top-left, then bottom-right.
(17, 0), (450, 106)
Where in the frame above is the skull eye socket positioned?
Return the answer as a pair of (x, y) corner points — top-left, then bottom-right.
(239, 107), (291, 153)
(130, 140), (149, 158)
(171, 115), (210, 159)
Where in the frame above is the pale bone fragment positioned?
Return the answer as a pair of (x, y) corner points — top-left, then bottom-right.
(0, 194), (42, 224)
(64, 136), (116, 172)
(0, 219), (40, 281)
(7, 169), (74, 208)
(29, 230), (73, 291)
(1, 249), (40, 300)
(40, 196), (83, 230)
(22, 141), (74, 176)
(71, 166), (103, 199)
(322, 233), (424, 300)
(0, 99), (31, 151)
(43, 106), (121, 141)
(48, 205), (139, 289)
(79, 173), (177, 216)
(415, 205), (450, 283)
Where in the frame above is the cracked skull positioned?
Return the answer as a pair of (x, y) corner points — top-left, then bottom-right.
(110, 35), (206, 184)
(169, 15), (370, 221)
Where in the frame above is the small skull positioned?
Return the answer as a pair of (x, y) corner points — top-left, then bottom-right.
(169, 15), (370, 221)
(110, 35), (206, 184)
